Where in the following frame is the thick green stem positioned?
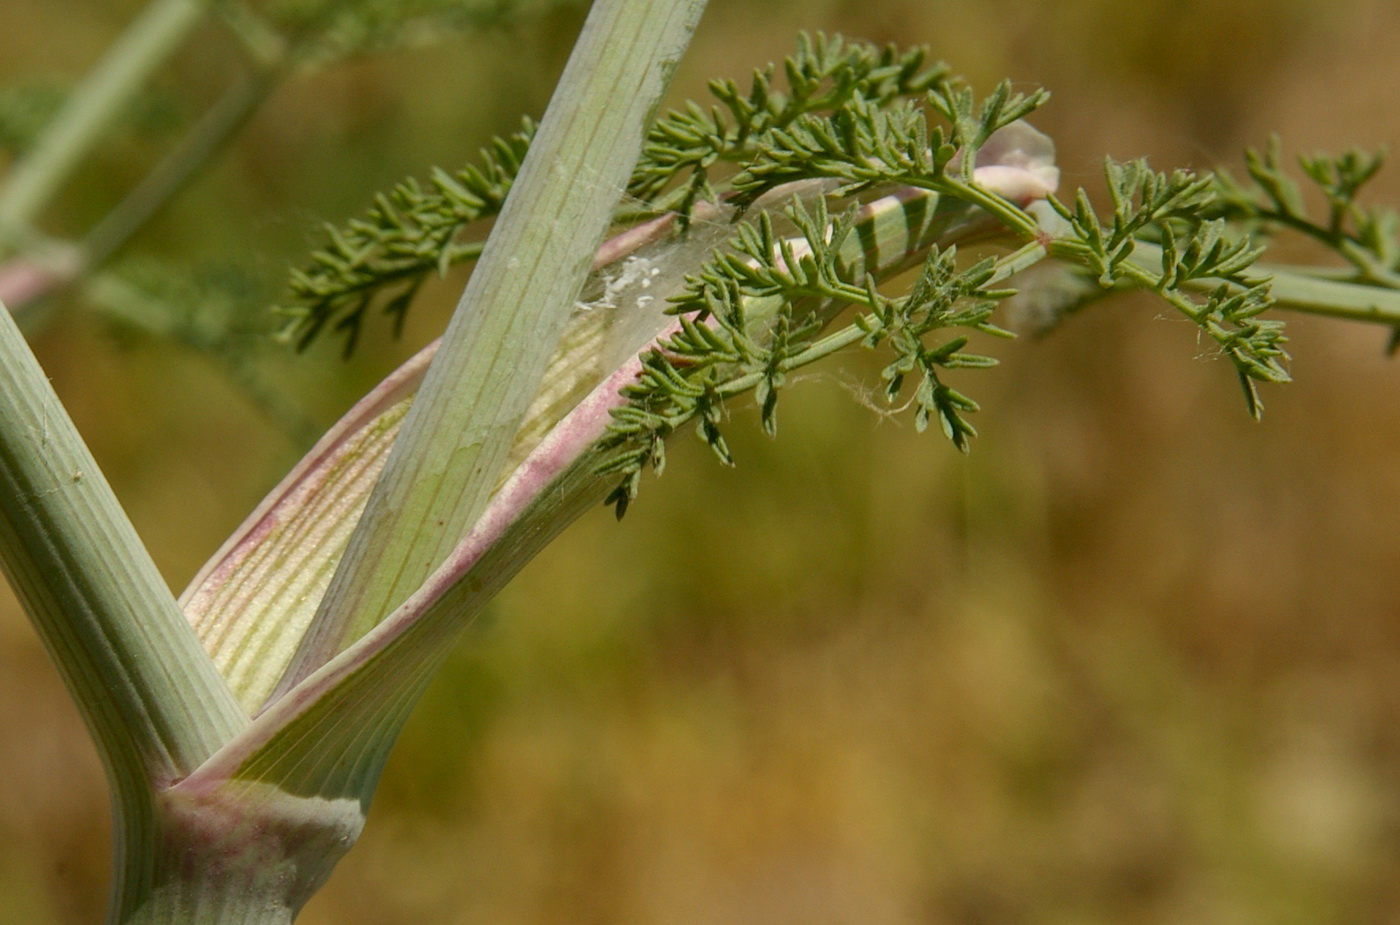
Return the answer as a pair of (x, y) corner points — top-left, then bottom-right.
(106, 778), (364, 925)
(275, 0), (708, 691)
(0, 0), (211, 247)
(0, 299), (247, 787)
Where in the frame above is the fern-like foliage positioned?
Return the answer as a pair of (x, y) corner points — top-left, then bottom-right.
(593, 81), (1334, 509)
(1206, 137), (1400, 359)
(276, 32), (945, 354)
(595, 193), (1018, 517)
(726, 80), (1048, 210)
(629, 32), (947, 217)
(1210, 136), (1400, 286)
(1048, 159), (1289, 417)
(272, 32), (1400, 517)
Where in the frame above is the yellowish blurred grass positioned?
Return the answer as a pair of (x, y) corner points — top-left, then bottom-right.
(4, 1), (1400, 923)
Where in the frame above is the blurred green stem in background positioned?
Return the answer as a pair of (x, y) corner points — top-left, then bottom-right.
(0, 0), (211, 252)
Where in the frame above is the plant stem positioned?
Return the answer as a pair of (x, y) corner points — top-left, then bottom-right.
(0, 71), (280, 322)
(274, 0), (709, 689)
(1256, 264), (1400, 327)
(0, 298), (247, 789)
(1126, 242), (1400, 328)
(0, 0), (212, 248)
(83, 68), (279, 268)
(84, 0), (371, 268)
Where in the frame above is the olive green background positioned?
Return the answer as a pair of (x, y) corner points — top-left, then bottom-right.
(2, 1), (1400, 922)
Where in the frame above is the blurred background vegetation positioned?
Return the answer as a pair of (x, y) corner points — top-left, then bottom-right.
(3, 0), (1400, 922)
